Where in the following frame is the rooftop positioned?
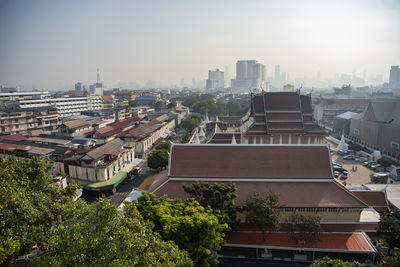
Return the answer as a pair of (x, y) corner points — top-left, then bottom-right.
(154, 179), (368, 208)
(169, 144), (333, 179)
(225, 232), (376, 253)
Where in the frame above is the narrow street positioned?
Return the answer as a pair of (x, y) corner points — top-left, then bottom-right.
(81, 160), (157, 207)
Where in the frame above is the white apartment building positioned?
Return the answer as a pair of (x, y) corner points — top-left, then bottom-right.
(18, 96), (102, 117)
(0, 91), (102, 118)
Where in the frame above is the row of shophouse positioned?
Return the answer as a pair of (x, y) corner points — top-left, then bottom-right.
(0, 112), (180, 191)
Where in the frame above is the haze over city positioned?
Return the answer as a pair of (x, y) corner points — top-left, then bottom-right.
(0, 0), (399, 90)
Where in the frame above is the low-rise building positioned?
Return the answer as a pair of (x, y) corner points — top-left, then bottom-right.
(65, 138), (135, 185)
(152, 144), (378, 263)
(122, 116), (175, 158)
(313, 98), (370, 127)
(0, 107), (59, 135)
(349, 99), (400, 153)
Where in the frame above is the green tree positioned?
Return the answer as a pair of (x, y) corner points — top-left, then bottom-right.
(33, 199), (192, 267)
(135, 193), (227, 267)
(287, 213), (322, 244)
(193, 99), (218, 116)
(244, 192), (282, 241)
(183, 181), (241, 231)
(377, 157), (393, 171)
(167, 101), (177, 109)
(348, 142), (362, 152)
(395, 151), (400, 161)
(180, 132), (191, 143)
(378, 213), (400, 255)
(189, 114), (202, 124)
(155, 141), (171, 151)
(311, 256), (362, 267)
(147, 149), (169, 170)
(384, 252), (400, 267)
(0, 156), (79, 266)
(182, 117), (200, 132)
(182, 95), (199, 108)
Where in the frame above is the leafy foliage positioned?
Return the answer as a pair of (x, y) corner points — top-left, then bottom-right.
(181, 117), (200, 132)
(226, 99), (250, 116)
(167, 101), (177, 108)
(183, 181), (241, 231)
(384, 252), (400, 267)
(287, 213), (322, 244)
(33, 199), (192, 267)
(0, 156), (78, 265)
(147, 149), (169, 170)
(155, 141), (171, 151)
(311, 256), (362, 267)
(348, 142), (362, 152)
(135, 193), (227, 267)
(244, 192), (282, 241)
(378, 213), (400, 255)
(377, 157), (393, 171)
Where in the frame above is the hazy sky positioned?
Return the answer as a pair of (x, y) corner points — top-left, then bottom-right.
(0, 0), (399, 90)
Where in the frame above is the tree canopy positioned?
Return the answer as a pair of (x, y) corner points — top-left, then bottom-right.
(147, 149), (169, 170)
(155, 141), (171, 151)
(33, 199), (192, 267)
(244, 192), (282, 241)
(167, 101), (177, 109)
(135, 193), (227, 267)
(378, 213), (400, 255)
(181, 117), (200, 132)
(287, 213), (322, 244)
(0, 156), (78, 266)
(348, 142), (362, 152)
(311, 256), (362, 267)
(377, 157), (393, 171)
(183, 181), (241, 231)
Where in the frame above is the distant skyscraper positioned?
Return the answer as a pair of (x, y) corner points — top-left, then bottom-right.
(274, 65), (280, 84)
(231, 60), (266, 91)
(389, 65), (400, 90)
(206, 69), (224, 90)
(281, 72), (286, 84)
(75, 82), (83, 96)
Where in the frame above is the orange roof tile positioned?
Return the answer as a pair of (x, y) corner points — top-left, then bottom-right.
(225, 232), (376, 253)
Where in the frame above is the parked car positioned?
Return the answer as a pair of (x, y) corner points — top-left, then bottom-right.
(332, 162), (343, 168)
(343, 155), (356, 160)
(364, 161), (376, 168)
(333, 166), (348, 173)
(341, 173), (348, 179)
(370, 164), (382, 171)
(334, 171), (340, 178)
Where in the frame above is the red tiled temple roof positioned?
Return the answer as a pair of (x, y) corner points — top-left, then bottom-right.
(225, 232), (376, 253)
(154, 180), (367, 208)
(264, 93), (300, 110)
(352, 191), (390, 212)
(169, 144), (333, 179)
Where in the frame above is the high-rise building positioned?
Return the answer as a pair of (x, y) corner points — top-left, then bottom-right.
(281, 72), (286, 84)
(389, 65), (400, 90)
(231, 60), (266, 91)
(75, 82), (84, 96)
(274, 65), (281, 84)
(206, 69), (224, 90)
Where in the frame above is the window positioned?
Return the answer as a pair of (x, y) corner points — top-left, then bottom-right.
(14, 119), (18, 123)
(354, 128), (360, 135)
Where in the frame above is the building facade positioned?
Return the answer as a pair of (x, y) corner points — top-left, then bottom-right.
(0, 107), (59, 135)
(231, 60), (266, 91)
(206, 69), (224, 90)
(389, 65), (400, 91)
(350, 99), (400, 152)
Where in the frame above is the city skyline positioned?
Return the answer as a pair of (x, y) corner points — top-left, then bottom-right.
(0, 0), (399, 90)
